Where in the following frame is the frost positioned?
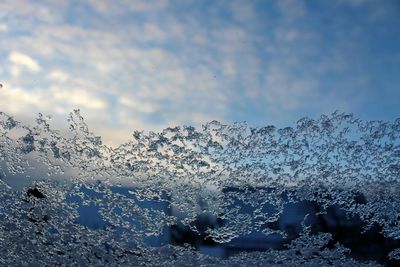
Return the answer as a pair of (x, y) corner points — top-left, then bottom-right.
(0, 110), (399, 266)
(389, 248), (400, 260)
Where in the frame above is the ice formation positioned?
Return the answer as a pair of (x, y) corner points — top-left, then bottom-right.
(0, 110), (399, 266)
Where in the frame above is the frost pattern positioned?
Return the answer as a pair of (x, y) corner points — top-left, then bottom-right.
(0, 110), (399, 266)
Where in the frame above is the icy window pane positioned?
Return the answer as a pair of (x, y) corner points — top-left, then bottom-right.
(0, 111), (399, 266)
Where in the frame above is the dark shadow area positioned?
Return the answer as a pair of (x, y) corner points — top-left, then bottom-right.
(24, 185), (400, 266)
(169, 188), (400, 266)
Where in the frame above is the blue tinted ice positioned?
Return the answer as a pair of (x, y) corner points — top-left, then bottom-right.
(0, 110), (399, 266)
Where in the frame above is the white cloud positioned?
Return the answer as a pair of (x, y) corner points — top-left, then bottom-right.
(126, 0), (168, 12)
(10, 66), (21, 78)
(50, 87), (107, 110)
(119, 97), (159, 113)
(87, 0), (168, 16)
(228, 0), (255, 23)
(8, 51), (41, 73)
(222, 60), (237, 77)
(264, 66), (317, 110)
(47, 70), (69, 82)
(0, 84), (107, 120)
(0, 23), (8, 32)
(276, 28), (299, 42)
(0, 85), (44, 114)
(142, 23), (166, 42)
(1, 0), (387, 146)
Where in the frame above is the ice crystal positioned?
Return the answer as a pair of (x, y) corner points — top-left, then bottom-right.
(0, 110), (399, 266)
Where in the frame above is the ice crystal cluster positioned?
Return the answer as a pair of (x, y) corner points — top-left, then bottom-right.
(0, 110), (399, 266)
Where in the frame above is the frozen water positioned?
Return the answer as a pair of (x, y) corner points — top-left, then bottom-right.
(0, 110), (399, 266)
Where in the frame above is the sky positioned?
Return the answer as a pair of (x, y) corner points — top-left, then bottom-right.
(0, 0), (399, 146)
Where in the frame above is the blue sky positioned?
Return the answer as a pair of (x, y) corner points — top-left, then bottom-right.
(0, 0), (399, 146)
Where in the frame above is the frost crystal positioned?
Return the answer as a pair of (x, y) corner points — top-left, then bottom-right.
(0, 111), (399, 266)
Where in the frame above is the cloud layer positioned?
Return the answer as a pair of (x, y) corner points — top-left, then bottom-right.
(1, 0), (399, 146)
